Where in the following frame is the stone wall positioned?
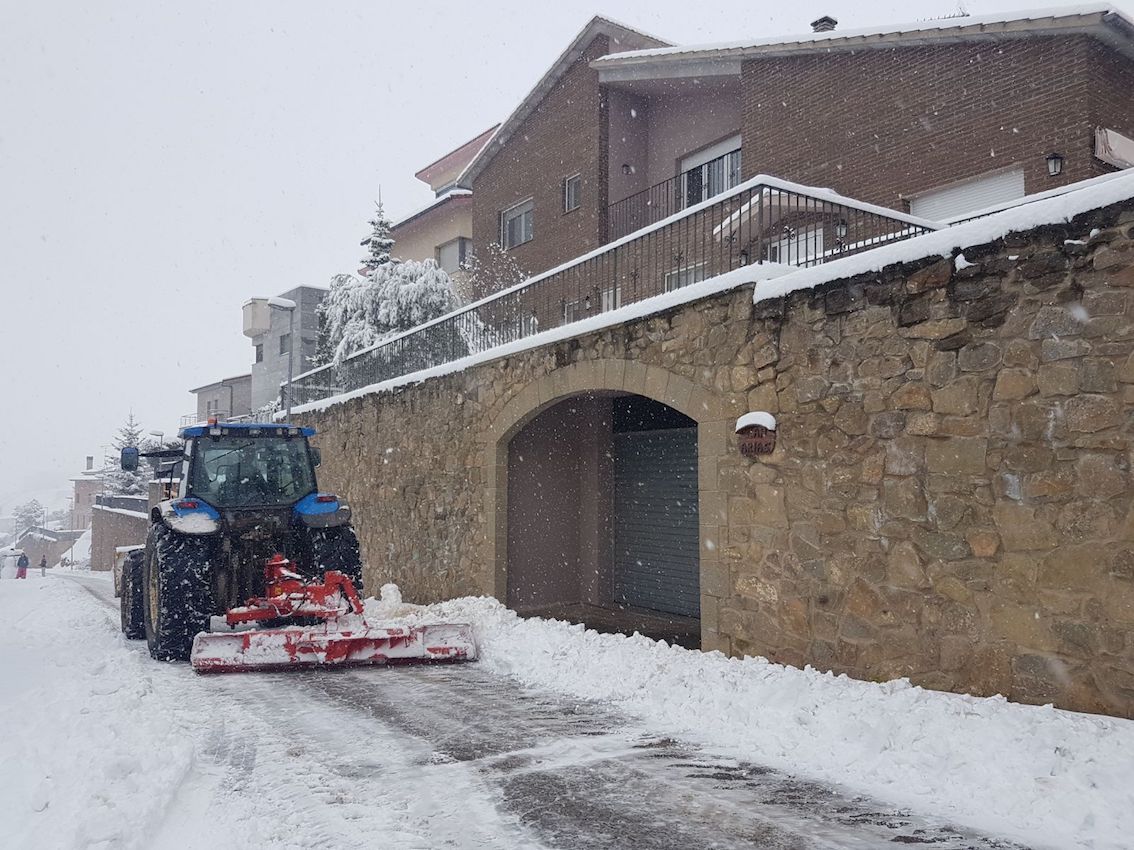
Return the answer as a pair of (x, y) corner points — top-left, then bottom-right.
(90, 506), (149, 573)
(300, 197), (1134, 717)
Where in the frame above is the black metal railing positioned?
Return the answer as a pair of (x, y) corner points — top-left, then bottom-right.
(287, 176), (937, 408)
(609, 148), (742, 240)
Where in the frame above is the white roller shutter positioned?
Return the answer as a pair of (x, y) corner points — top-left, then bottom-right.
(910, 168), (1025, 221)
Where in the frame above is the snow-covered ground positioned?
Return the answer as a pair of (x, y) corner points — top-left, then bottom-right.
(4, 575), (1131, 849)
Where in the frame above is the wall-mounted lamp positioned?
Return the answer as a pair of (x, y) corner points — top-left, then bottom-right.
(1046, 152), (1064, 177)
(621, 163), (633, 176)
(834, 219), (849, 239)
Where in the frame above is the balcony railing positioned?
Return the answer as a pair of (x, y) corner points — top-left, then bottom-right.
(287, 175), (938, 409)
(609, 148), (742, 241)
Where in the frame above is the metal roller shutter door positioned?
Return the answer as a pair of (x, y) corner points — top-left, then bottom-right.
(910, 168), (1025, 221)
(613, 428), (700, 617)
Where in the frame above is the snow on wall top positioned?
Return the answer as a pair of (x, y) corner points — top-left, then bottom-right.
(595, 4), (1130, 65)
(736, 412), (778, 432)
(751, 168), (1134, 308)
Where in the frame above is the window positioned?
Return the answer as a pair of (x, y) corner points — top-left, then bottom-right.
(680, 135), (742, 208)
(564, 174), (581, 212)
(436, 237), (471, 273)
(562, 287), (620, 323)
(767, 227), (824, 266)
(664, 263), (706, 292)
(279, 333), (291, 355)
(500, 199), (534, 249)
(254, 343), (264, 363)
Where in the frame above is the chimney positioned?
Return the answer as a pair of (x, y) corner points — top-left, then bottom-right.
(85, 455), (93, 470)
(810, 15), (838, 33)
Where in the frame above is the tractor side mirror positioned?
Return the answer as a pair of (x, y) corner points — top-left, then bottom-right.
(121, 446), (140, 471)
(310, 447), (322, 467)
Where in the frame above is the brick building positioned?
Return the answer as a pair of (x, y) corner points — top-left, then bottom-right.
(460, 7), (1134, 291)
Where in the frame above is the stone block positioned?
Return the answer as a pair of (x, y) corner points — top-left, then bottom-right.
(988, 601), (1057, 652)
(1027, 306), (1087, 340)
(890, 383), (932, 410)
(992, 369), (1036, 400)
(965, 529), (1000, 558)
(1037, 543), (1108, 591)
(911, 528), (970, 561)
(957, 342), (1003, 372)
(1078, 359), (1117, 393)
(932, 376), (981, 415)
(1040, 338), (1091, 362)
(883, 477), (927, 520)
(905, 412), (940, 435)
(994, 504), (1058, 551)
(925, 436), (987, 475)
(887, 540), (929, 589)
(1074, 453), (1128, 500)
(1036, 362), (1079, 396)
(884, 436), (925, 476)
(906, 258), (952, 293)
(901, 317), (967, 340)
(1064, 395), (1123, 433)
(870, 411), (906, 439)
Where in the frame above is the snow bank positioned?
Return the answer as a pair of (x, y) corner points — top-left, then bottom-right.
(383, 592), (1134, 850)
(0, 576), (196, 849)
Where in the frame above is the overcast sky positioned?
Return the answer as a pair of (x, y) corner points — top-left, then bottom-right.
(2, 0), (1131, 514)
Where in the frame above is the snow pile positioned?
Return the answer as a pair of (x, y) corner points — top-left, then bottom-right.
(385, 591), (1134, 850)
(0, 576), (195, 849)
(61, 527), (92, 568)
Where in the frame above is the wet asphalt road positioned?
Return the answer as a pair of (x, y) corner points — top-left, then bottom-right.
(68, 572), (1032, 850)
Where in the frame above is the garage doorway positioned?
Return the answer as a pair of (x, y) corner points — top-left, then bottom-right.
(505, 392), (700, 646)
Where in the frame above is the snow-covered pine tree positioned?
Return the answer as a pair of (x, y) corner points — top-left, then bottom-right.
(360, 200), (395, 277)
(103, 414), (157, 496)
(13, 499), (44, 534)
(313, 261), (463, 366)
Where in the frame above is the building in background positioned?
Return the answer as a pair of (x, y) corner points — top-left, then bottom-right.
(243, 286), (327, 411)
(71, 456), (102, 529)
(189, 373), (252, 423)
(389, 126), (497, 299)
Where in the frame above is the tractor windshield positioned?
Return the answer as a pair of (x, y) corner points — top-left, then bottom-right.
(188, 436), (316, 508)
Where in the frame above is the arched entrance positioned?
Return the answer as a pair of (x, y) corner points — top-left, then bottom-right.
(505, 391), (700, 646)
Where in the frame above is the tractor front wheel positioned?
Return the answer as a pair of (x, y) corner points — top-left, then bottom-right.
(306, 525), (364, 596)
(120, 548), (146, 640)
(143, 525), (215, 661)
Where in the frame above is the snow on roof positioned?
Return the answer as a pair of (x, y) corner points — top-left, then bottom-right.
(594, 4), (1134, 66)
(390, 188), (472, 231)
(456, 16), (669, 188)
(736, 411), (777, 432)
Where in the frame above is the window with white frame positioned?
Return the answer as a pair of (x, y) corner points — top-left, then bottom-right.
(564, 174), (581, 213)
(562, 286), (620, 324)
(500, 199), (534, 249)
(436, 237), (471, 273)
(664, 263), (706, 292)
(767, 227), (824, 266)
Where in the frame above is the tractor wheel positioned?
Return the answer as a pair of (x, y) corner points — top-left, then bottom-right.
(142, 524), (215, 662)
(120, 548), (146, 640)
(306, 525), (364, 595)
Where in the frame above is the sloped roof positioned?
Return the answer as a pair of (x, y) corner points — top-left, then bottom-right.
(415, 126), (499, 187)
(592, 4), (1134, 72)
(457, 16), (669, 187)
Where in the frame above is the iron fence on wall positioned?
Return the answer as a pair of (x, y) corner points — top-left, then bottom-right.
(287, 177), (937, 409)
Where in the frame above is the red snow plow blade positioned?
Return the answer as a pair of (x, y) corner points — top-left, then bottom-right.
(190, 555), (476, 674)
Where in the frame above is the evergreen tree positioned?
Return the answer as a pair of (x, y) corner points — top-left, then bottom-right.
(103, 414), (158, 496)
(314, 261), (462, 365)
(360, 199), (395, 277)
(14, 499), (44, 534)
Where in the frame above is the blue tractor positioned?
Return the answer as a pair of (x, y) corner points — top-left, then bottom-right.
(119, 421), (363, 662)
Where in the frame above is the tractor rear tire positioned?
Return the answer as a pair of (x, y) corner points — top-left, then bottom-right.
(143, 524), (215, 662)
(120, 548), (146, 640)
(307, 525), (364, 596)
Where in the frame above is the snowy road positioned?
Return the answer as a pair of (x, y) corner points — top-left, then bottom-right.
(38, 572), (1033, 850)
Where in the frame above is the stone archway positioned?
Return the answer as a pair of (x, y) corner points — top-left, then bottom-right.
(480, 359), (735, 650)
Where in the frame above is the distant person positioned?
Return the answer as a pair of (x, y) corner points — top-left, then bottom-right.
(39, 554), (47, 576)
(16, 552), (29, 579)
